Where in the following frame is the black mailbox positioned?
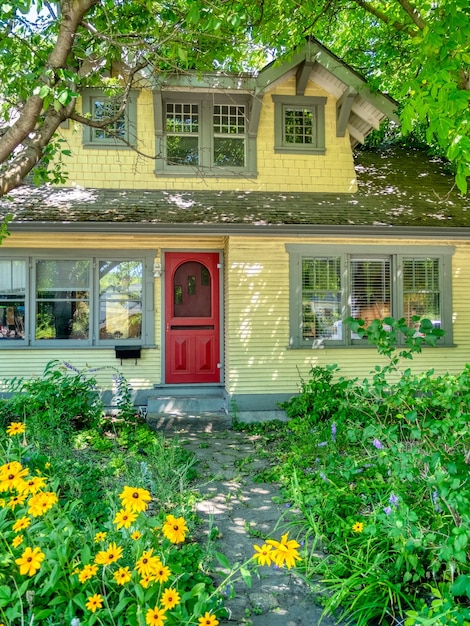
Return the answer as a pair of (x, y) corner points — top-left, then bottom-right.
(115, 346), (141, 364)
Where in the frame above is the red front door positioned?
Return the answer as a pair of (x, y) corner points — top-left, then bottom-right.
(165, 252), (221, 384)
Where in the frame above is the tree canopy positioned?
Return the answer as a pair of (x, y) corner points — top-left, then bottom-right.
(0, 0), (468, 196)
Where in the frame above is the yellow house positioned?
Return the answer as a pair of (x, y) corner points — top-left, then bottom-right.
(1, 39), (469, 419)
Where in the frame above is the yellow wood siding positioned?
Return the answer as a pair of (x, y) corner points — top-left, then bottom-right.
(0, 234), (225, 393)
(56, 80), (356, 193)
(225, 236), (470, 397)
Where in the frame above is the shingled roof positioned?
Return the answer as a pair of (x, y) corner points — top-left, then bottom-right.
(2, 148), (469, 237)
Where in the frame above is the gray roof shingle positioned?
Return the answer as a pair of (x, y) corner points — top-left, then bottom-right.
(2, 148), (469, 233)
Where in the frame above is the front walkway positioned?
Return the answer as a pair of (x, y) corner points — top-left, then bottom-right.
(149, 414), (347, 626)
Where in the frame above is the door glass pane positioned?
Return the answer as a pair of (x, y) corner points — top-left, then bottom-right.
(99, 260), (143, 340)
(302, 257), (341, 340)
(174, 262), (211, 317)
(36, 260), (90, 340)
(350, 258), (391, 335)
(0, 260), (26, 340)
(403, 258), (440, 328)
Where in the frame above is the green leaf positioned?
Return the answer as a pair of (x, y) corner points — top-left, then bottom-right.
(214, 551), (231, 570)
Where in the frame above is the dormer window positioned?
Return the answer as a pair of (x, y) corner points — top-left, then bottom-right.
(273, 95), (326, 154)
(154, 93), (256, 177)
(81, 89), (138, 148)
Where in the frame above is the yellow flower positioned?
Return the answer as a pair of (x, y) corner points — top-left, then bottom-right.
(198, 612), (219, 626)
(113, 508), (138, 529)
(119, 486), (151, 513)
(0, 461), (29, 492)
(153, 564), (171, 584)
(145, 606), (167, 626)
(78, 564), (98, 583)
(94, 531), (107, 543)
(161, 587), (181, 611)
(85, 593), (103, 613)
(252, 543), (273, 567)
(140, 574), (154, 589)
(135, 549), (162, 577)
(94, 541), (123, 566)
(162, 514), (188, 544)
(131, 530), (142, 541)
(12, 534), (24, 548)
(17, 476), (47, 496)
(352, 521), (364, 533)
(6, 422), (26, 436)
(15, 546), (45, 576)
(266, 533), (301, 569)
(27, 491), (58, 517)
(7, 493), (27, 510)
(114, 566), (132, 585)
(12, 516), (31, 532)
(0, 499), (5, 508)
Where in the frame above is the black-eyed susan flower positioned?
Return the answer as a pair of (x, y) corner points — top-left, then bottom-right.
(85, 593), (103, 613)
(78, 564), (98, 583)
(6, 422), (26, 436)
(266, 533), (301, 569)
(352, 521), (364, 533)
(7, 493), (27, 511)
(130, 530), (142, 541)
(161, 587), (181, 611)
(114, 566), (132, 585)
(94, 542), (123, 566)
(119, 486), (151, 513)
(198, 612), (219, 626)
(17, 475), (47, 496)
(162, 514), (188, 544)
(252, 543), (273, 566)
(145, 605), (167, 626)
(12, 534), (23, 548)
(135, 548), (162, 577)
(12, 516), (31, 532)
(153, 564), (171, 584)
(15, 546), (45, 576)
(113, 508), (138, 529)
(140, 574), (154, 589)
(0, 461), (29, 492)
(27, 491), (58, 517)
(94, 531), (107, 543)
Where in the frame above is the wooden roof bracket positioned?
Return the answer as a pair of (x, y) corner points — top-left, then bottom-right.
(336, 87), (358, 137)
(296, 60), (316, 96)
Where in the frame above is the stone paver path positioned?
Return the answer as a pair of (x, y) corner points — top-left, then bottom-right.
(149, 414), (345, 626)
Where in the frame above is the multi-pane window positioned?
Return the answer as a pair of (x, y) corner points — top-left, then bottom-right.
(165, 103), (199, 165)
(0, 254), (152, 347)
(273, 95), (326, 154)
(156, 94), (254, 174)
(92, 98), (126, 141)
(213, 104), (246, 167)
(284, 108), (314, 145)
(288, 245), (453, 347)
(82, 89), (137, 147)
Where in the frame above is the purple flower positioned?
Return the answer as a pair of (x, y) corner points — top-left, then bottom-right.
(317, 441), (328, 447)
(383, 506), (393, 515)
(389, 492), (399, 507)
(331, 422), (337, 442)
(432, 490), (443, 513)
(372, 438), (384, 450)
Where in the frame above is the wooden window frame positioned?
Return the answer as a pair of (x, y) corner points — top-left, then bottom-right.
(287, 244), (454, 349)
(81, 89), (138, 149)
(273, 95), (326, 154)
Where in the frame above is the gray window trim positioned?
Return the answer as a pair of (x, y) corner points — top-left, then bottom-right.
(0, 250), (155, 349)
(81, 89), (138, 148)
(286, 244), (454, 349)
(272, 95), (326, 154)
(154, 91), (257, 177)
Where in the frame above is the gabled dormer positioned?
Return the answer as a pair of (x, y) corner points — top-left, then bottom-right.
(61, 38), (397, 193)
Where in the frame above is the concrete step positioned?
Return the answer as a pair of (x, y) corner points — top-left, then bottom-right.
(147, 391), (226, 416)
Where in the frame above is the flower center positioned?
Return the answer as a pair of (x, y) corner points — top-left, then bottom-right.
(173, 525), (179, 530)
(132, 492), (139, 498)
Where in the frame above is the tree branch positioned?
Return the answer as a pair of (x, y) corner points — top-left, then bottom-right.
(394, 0), (426, 30)
(351, 0), (418, 35)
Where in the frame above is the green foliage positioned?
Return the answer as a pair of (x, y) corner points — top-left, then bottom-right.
(241, 317), (470, 625)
